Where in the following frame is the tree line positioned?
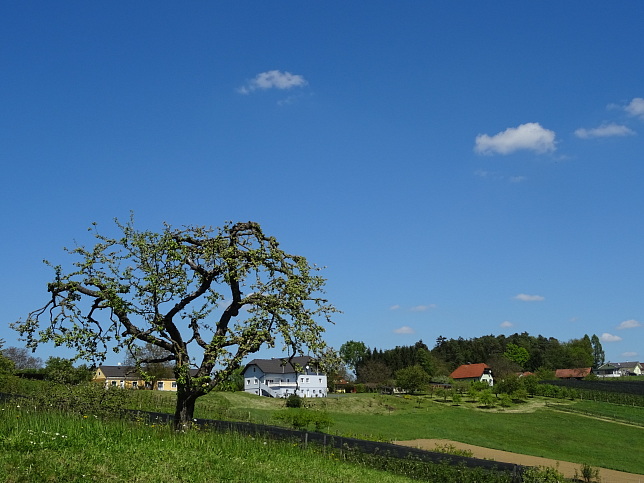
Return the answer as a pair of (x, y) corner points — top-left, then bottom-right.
(340, 332), (605, 388)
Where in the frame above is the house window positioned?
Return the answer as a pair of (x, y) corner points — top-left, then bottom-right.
(313, 390), (316, 394)
(157, 381), (164, 390)
(319, 378), (322, 383)
(132, 381), (138, 388)
(306, 378), (309, 383)
(111, 381), (117, 387)
(171, 381), (177, 389)
(246, 379), (250, 385)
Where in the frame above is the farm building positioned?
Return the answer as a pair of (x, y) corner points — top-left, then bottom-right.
(450, 363), (493, 386)
(555, 368), (592, 380)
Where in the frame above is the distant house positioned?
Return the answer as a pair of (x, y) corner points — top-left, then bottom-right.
(517, 372), (534, 378)
(93, 365), (197, 391)
(242, 356), (327, 398)
(555, 368), (591, 380)
(594, 362), (642, 378)
(450, 363), (493, 386)
(94, 365), (142, 389)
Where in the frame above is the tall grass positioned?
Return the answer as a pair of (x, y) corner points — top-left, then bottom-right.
(1, 404), (419, 483)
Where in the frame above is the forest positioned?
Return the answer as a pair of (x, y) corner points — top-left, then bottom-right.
(341, 332), (606, 385)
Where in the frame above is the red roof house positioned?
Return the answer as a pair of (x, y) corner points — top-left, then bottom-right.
(450, 363), (494, 386)
(555, 368), (591, 380)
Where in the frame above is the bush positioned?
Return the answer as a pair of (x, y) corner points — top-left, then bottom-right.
(285, 394), (303, 408)
(273, 408), (333, 431)
(522, 465), (566, 482)
(575, 463), (601, 483)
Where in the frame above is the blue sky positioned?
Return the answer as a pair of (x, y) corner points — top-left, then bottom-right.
(2, 2), (643, 365)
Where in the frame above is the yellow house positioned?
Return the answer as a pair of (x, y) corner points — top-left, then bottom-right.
(94, 365), (143, 389)
(93, 365), (198, 391)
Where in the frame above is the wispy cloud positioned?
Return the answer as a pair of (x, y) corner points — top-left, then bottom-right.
(389, 305), (401, 311)
(393, 326), (415, 334)
(625, 97), (644, 119)
(514, 293), (545, 302)
(475, 122), (556, 155)
(237, 70), (308, 94)
(600, 332), (622, 343)
(500, 321), (514, 328)
(617, 319), (642, 330)
(622, 351), (638, 358)
(410, 304), (436, 312)
(575, 123), (635, 139)
(474, 170), (527, 183)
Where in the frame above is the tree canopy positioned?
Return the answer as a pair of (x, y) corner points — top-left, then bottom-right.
(13, 217), (337, 427)
(339, 340), (367, 372)
(1, 346), (43, 370)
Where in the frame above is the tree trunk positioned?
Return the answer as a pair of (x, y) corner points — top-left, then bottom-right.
(174, 383), (199, 430)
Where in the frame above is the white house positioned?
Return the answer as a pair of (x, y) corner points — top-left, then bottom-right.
(242, 356), (327, 398)
(594, 362), (642, 378)
(449, 363), (494, 386)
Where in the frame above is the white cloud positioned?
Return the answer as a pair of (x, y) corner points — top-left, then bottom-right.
(617, 319), (642, 330)
(625, 97), (644, 119)
(621, 351), (638, 358)
(393, 326), (415, 334)
(410, 304), (436, 312)
(600, 332), (622, 343)
(500, 321), (514, 328)
(237, 70), (308, 94)
(389, 304), (401, 311)
(509, 176), (527, 183)
(514, 293), (545, 302)
(575, 123), (635, 139)
(475, 122), (556, 155)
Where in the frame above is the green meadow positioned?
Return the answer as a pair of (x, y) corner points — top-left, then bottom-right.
(120, 388), (644, 475)
(2, 381), (643, 480)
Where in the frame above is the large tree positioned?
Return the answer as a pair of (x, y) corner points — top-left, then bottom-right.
(339, 340), (367, 373)
(590, 334), (605, 369)
(1, 346), (43, 370)
(395, 364), (429, 394)
(13, 218), (337, 428)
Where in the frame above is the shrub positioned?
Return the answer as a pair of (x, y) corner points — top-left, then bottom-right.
(499, 393), (512, 408)
(285, 394), (303, 408)
(575, 463), (601, 483)
(522, 465), (566, 483)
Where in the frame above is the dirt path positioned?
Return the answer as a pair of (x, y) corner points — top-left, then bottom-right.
(395, 439), (644, 483)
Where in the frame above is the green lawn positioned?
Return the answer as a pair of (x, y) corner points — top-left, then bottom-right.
(3, 379), (642, 477)
(206, 392), (644, 475)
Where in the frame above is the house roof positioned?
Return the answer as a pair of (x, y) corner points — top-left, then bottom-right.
(450, 363), (490, 380)
(244, 356), (316, 375)
(96, 365), (198, 380)
(598, 361), (640, 370)
(96, 365), (139, 379)
(555, 368), (591, 378)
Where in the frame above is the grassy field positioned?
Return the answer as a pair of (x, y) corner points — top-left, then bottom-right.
(1, 405), (421, 483)
(198, 392), (644, 475)
(3, 379), (643, 478)
(120, 389), (644, 474)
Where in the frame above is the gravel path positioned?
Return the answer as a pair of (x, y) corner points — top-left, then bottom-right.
(395, 439), (643, 483)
